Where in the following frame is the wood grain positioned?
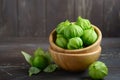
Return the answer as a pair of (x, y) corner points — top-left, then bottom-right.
(75, 0), (93, 18)
(18, 0), (46, 37)
(0, 0), (2, 28)
(0, 38), (120, 80)
(104, 0), (120, 37)
(0, 0), (18, 37)
(75, 0), (104, 36)
(0, 0), (120, 37)
(46, 0), (75, 37)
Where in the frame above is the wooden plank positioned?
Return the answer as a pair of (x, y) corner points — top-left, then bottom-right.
(46, 0), (75, 37)
(18, 0), (46, 37)
(0, 0), (18, 37)
(0, 0), (2, 28)
(104, 0), (120, 37)
(74, 0), (104, 36)
(0, 38), (120, 80)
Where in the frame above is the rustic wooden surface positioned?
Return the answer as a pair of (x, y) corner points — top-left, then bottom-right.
(0, 0), (120, 37)
(0, 0), (18, 37)
(18, 0), (46, 37)
(75, 0), (104, 37)
(104, 0), (120, 37)
(46, 0), (75, 36)
(0, 38), (120, 80)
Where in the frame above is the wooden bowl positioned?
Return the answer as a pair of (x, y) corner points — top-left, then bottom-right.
(49, 46), (101, 71)
(49, 25), (102, 54)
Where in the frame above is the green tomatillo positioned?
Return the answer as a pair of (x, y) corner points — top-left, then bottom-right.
(55, 34), (68, 48)
(81, 28), (98, 46)
(64, 23), (83, 39)
(32, 55), (49, 70)
(56, 20), (70, 34)
(67, 37), (83, 49)
(88, 61), (108, 79)
(76, 16), (92, 30)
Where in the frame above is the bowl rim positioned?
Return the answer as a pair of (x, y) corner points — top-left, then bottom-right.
(49, 25), (102, 52)
(49, 46), (101, 56)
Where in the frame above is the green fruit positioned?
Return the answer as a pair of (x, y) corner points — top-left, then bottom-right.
(88, 61), (108, 79)
(64, 23), (83, 39)
(32, 55), (49, 70)
(55, 34), (68, 48)
(56, 20), (70, 34)
(76, 16), (92, 30)
(81, 28), (98, 46)
(67, 37), (83, 49)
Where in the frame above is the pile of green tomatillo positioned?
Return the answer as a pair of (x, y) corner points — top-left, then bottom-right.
(55, 16), (98, 50)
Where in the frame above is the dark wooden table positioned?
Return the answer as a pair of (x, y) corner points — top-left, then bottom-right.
(0, 38), (120, 80)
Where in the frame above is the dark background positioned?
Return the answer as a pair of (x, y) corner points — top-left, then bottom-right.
(0, 1), (120, 80)
(0, 0), (120, 38)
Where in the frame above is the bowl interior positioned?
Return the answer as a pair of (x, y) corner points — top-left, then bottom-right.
(49, 25), (102, 53)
